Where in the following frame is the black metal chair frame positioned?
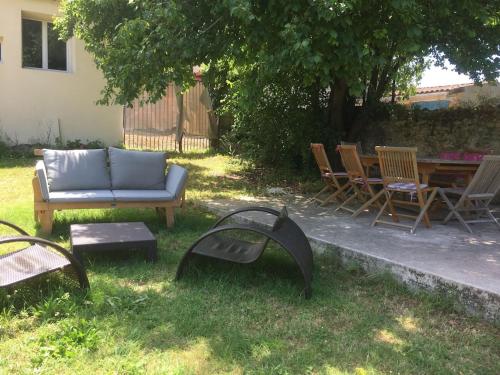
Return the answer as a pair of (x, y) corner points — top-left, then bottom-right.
(175, 207), (314, 298)
(0, 220), (89, 290)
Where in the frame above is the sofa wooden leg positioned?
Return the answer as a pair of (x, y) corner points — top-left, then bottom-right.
(34, 209), (40, 223)
(181, 191), (186, 211)
(39, 210), (54, 234)
(166, 207), (175, 228)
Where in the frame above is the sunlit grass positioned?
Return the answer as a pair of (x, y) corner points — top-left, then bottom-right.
(0, 151), (499, 374)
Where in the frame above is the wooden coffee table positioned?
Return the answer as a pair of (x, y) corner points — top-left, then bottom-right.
(70, 222), (158, 263)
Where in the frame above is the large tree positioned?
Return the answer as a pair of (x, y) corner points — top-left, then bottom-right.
(57, 0), (500, 141)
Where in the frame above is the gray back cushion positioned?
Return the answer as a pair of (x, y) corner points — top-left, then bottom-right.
(109, 147), (166, 189)
(43, 149), (111, 191)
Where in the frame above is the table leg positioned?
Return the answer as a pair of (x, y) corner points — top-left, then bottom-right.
(72, 249), (84, 265)
(146, 245), (158, 262)
(422, 172), (430, 185)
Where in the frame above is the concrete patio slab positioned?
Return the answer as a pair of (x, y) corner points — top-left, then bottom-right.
(201, 196), (500, 322)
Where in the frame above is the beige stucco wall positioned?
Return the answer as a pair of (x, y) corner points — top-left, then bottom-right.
(0, 0), (122, 145)
(457, 83), (500, 107)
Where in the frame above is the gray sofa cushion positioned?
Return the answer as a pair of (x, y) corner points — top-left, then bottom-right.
(48, 190), (114, 203)
(109, 147), (166, 190)
(112, 190), (174, 202)
(35, 160), (50, 201)
(165, 165), (188, 199)
(43, 149), (111, 191)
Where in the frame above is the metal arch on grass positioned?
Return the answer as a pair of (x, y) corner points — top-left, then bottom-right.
(175, 206), (314, 299)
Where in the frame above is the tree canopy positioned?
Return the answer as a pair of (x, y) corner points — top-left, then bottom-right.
(57, 0), (500, 166)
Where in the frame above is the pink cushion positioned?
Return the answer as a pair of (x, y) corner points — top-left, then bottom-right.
(463, 152), (486, 161)
(439, 151), (463, 160)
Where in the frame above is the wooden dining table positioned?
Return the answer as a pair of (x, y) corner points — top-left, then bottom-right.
(359, 155), (481, 185)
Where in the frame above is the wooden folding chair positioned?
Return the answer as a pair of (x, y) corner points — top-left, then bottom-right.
(336, 145), (384, 216)
(340, 141), (363, 154)
(310, 143), (350, 206)
(439, 155), (500, 233)
(371, 146), (439, 234)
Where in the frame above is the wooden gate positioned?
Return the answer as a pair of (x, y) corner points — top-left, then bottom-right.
(123, 82), (215, 151)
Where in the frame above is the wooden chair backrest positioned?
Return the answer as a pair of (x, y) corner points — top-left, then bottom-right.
(375, 146), (420, 186)
(464, 155), (500, 197)
(337, 144), (366, 181)
(310, 143), (333, 176)
(340, 141), (363, 155)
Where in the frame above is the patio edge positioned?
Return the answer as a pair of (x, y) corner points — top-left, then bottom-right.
(200, 202), (500, 323)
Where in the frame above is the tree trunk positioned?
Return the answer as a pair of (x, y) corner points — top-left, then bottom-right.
(328, 78), (348, 139)
(391, 78), (396, 104)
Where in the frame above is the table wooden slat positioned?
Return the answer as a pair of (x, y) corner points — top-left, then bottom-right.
(359, 155), (481, 185)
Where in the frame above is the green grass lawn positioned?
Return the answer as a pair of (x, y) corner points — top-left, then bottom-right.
(0, 152), (499, 375)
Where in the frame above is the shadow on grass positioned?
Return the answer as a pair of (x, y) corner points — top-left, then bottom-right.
(2, 148), (500, 373)
(7, 249), (497, 374)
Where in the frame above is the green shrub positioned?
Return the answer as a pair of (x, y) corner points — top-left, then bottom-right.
(64, 139), (105, 149)
(222, 72), (335, 171)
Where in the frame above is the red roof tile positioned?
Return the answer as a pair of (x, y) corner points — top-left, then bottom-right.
(416, 83), (473, 94)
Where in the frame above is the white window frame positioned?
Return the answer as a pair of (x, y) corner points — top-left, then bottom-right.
(22, 16), (73, 73)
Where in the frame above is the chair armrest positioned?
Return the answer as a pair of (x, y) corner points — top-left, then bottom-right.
(0, 220), (29, 236)
(165, 165), (188, 200)
(0, 236), (90, 289)
(35, 160), (50, 201)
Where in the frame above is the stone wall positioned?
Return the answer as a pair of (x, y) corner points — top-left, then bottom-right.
(359, 105), (500, 157)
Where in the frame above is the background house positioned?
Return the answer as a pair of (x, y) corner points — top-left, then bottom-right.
(404, 82), (500, 110)
(0, 0), (122, 146)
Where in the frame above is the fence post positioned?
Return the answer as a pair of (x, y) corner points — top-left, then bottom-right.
(207, 110), (219, 149)
(174, 85), (184, 153)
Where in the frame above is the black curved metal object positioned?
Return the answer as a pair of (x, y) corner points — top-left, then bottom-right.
(175, 206), (313, 298)
(0, 234), (90, 290)
(211, 206), (282, 228)
(0, 220), (30, 236)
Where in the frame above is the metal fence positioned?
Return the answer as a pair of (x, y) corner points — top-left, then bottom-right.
(123, 82), (214, 151)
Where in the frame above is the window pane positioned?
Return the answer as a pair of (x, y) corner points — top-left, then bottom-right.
(47, 23), (67, 71)
(22, 19), (42, 68)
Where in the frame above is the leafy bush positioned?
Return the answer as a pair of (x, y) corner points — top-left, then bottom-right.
(222, 71), (335, 171)
(63, 139), (106, 149)
(0, 139), (8, 158)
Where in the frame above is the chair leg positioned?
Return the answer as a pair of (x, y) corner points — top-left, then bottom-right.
(39, 210), (54, 234)
(335, 185), (360, 212)
(439, 190), (473, 233)
(416, 190), (431, 228)
(311, 185), (331, 202)
(322, 182), (350, 206)
(477, 200), (500, 230)
(411, 188), (438, 234)
(385, 191), (399, 223)
(352, 188), (384, 217)
(371, 191), (390, 227)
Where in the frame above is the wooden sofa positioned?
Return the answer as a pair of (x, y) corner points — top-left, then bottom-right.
(33, 148), (188, 234)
